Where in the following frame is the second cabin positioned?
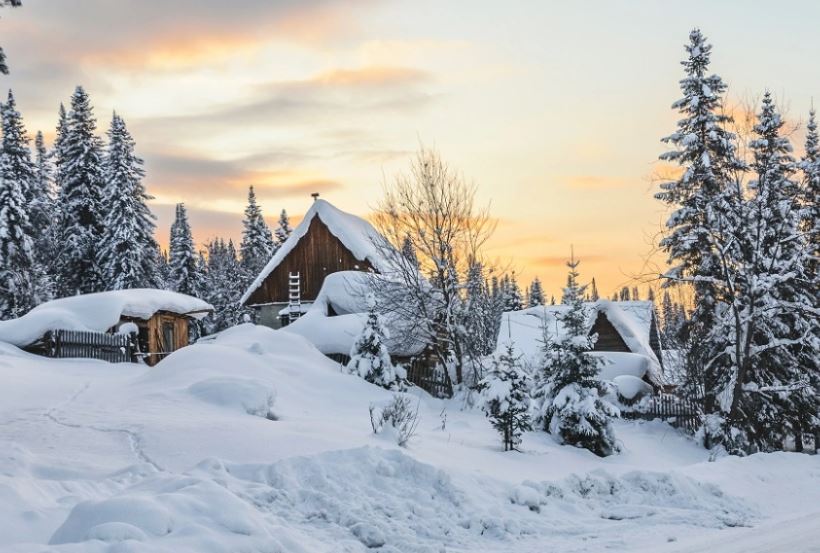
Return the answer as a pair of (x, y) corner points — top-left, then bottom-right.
(241, 198), (394, 328)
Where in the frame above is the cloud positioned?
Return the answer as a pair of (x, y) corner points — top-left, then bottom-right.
(144, 151), (344, 205)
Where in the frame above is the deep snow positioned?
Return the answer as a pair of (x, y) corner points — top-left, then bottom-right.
(0, 325), (818, 552)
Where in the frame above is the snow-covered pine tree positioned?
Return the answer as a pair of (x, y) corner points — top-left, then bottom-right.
(274, 209), (292, 247)
(202, 238), (246, 334)
(480, 342), (532, 451)
(167, 203), (203, 297)
(0, 0), (21, 74)
(537, 253), (619, 457)
(799, 109), (819, 301)
(506, 273), (523, 311)
(240, 186), (274, 276)
(589, 277), (599, 302)
(54, 86), (106, 296)
(463, 259), (495, 383)
(0, 90), (48, 318)
(618, 287), (630, 302)
(721, 92), (820, 453)
(400, 234), (419, 268)
(656, 29), (745, 422)
(347, 294), (399, 389)
(98, 113), (160, 290)
(528, 277), (545, 306)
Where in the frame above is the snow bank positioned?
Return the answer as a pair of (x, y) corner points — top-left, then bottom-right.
(242, 199), (395, 305)
(0, 289), (212, 347)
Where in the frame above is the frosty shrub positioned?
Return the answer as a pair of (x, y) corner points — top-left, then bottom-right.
(369, 394), (419, 447)
(480, 343), (532, 451)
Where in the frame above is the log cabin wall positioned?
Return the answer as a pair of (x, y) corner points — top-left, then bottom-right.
(145, 312), (191, 367)
(589, 312), (631, 353)
(246, 217), (375, 305)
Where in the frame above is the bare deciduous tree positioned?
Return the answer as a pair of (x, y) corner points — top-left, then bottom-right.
(370, 147), (495, 386)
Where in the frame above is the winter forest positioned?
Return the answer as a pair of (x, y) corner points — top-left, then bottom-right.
(0, 2), (818, 552)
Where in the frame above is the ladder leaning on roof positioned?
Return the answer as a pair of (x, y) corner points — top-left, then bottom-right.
(288, 272), (302, 323)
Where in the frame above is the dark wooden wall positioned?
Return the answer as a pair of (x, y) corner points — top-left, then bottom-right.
(589, 312), (631, 353)
(245, 217), (374, 305)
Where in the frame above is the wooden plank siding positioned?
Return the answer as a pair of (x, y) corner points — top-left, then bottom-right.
(245, 217), (375, 306)
(589, 312), (631, 353)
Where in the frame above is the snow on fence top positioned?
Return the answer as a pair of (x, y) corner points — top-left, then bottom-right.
(497, 300), (663, 385)
(0, 289), (213, 348)
(240, 200), (395, 305)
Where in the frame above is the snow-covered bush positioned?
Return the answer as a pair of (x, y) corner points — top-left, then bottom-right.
(369, 395), (419, 447)
(479, 343), (532, 451)
(534, 253), (620, 457)
(347, 294), (400, 389)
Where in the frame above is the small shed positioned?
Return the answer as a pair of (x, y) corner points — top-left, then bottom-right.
(241, 198), (395, 328)
(0, 289), (213, 366)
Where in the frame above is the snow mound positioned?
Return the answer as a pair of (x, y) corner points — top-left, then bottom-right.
(613, 375), (653, 401)
(510, 469), (754, 528)
(187, 377), (276, 418)
(50, 496), (172, 544)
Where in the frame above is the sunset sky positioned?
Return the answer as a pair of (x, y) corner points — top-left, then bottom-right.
(2, 0), (818, 298)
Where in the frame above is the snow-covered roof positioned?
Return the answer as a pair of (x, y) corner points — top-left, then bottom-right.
(281, 272), (424, 358)
(241, 200), (395, 305)
(497, 300), (663, 386)
(0, 289), (213, 348)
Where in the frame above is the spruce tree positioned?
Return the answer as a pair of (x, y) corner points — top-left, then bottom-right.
(464, 259), (495, 382)
(98, 113), (160, 290)
(656, 29), (745, 422)
(506, 273), (523, 311)
(480, 342), (532, 451)
(347, 294), (399, 389)
(0, 90), (47, 317)
(536, 253), (619, 457)
(400, 234), (418, 267)
(167, 203), (202, 297)
(202, 238), (247, 334)
(274, 208), (292, 246)
(528, 277), (545, 306)
(240, 186), (274, 276)
(589, 277), (599, 302)
(55, 86), (106, 296)
(0, 0), (21, 75)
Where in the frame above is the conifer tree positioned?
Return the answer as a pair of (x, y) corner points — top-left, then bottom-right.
(0, 89), (47, 317)
(274, 208), (292, 246)
(202, 238), (246, 333)
(30, 130), (56, 275)
(0, 0), (21, 75)
(800, 110), (819, 292)
(631, 286), (640, 301)
(463, 259), (495, 382)
(54, 86), (106, 296)
(528, 277), (545, 306)
(240, 186), (274, 275)
(480, 342), (532, 451)
(98, 113), (160, 290)
(506, 273), (523, 311)
(400, 234), (418, 267)
(167, 203), (202, 297)
(347, 294), (399, 389)
(589, 277), (599, 302)
(535, 253), (619, 457)
(656, 29), (745, 422)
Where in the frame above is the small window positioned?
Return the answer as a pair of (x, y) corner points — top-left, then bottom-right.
(162, 322), (175, 352)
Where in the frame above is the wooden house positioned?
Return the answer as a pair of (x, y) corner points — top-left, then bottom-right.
(497, 300), (666, 389)
(0, 289), (213, 366)
(241, 198), (394, 328)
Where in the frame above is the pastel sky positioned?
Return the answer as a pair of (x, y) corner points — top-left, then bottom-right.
(2, 0), (818, 299)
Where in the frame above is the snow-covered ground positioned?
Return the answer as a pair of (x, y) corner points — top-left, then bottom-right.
(1, 324), (818, 552)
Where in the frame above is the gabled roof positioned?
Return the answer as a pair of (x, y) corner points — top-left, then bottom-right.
(0, 289), (213, 348)
(497, 300), (663, 385)
(240, 199), (394, 305)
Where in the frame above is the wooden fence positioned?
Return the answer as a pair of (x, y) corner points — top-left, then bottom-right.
(41, 330), (136, 363)
(622, 393), (701, 434)
(405, 360), (452, 398)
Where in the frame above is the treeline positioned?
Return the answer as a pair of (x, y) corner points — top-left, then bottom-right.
(0, 86), (293, 334)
